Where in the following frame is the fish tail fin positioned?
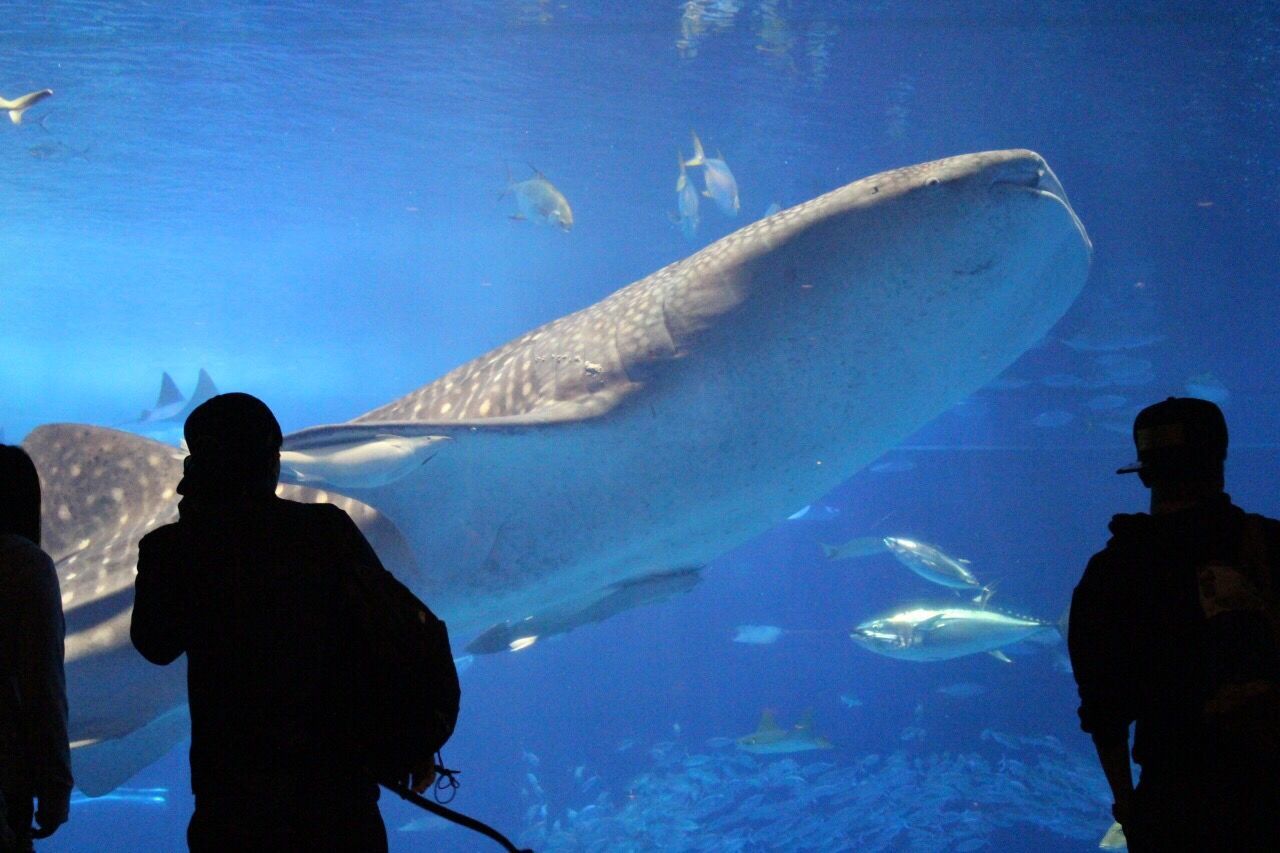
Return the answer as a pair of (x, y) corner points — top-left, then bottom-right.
(2, 89), (53, 124)
(685, 132), (706, 167)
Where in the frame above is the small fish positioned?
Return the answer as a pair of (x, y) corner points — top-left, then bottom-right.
(736, 710), (833, 754)
(1031, 410), (1074, 428)
(615, 739), (636, 753)
(733, 624), (784, 644)
(936, 682), (987, 699)
(674, 150), (700, 238)
(881, 537), (987, 598)
(839, 694), (863, 708)
(788, 504), (839, 521)
(821, 536), (886, 561)
(869, 458), (916, 473)
(1039, 373), (1084, 388)
(502, 165), (573, 231)
(1186, 371), (1229, 405)
(704, 736), (734, 748)
(0, 88), (52, 124)
(521, 749), (540, 767)
(685, 132), (740, 216)
(1094, 354), (1154, 386)
(27, 140), (90, 161)
(1061, 329), (1162, 352)
(398, 814), (451, 833)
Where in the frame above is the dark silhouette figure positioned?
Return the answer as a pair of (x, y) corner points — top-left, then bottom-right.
(0, 445), (72, 852)
(1070, 398), (1280, 851)
(131, 393), (426, 852)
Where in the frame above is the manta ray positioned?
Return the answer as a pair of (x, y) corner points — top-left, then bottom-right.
(23, 149), (1091, 793)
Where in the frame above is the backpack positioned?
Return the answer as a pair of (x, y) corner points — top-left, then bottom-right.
(343, 558), (461, 788)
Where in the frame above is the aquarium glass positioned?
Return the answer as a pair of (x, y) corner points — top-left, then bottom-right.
(4, 1), (1278, 850)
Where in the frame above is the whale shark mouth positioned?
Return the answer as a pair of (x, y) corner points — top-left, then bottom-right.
(990, 157), (1090, 252)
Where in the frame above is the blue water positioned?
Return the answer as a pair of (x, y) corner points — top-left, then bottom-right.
(6, 0), (1279, 849)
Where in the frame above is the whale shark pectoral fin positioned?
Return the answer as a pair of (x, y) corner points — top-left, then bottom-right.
(72, 705), (190, 797)
(277, 434), (451, 490)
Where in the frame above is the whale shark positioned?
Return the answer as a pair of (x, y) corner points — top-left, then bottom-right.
(23, 149), (1090, 793)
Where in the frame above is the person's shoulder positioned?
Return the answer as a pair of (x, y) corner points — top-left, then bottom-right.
(139, 519), (184, 549)
(1097, 512), (1150, 555)
(1241, 509), (1280, 546)
(274, 496), (355, 528)
(0, 533), (54, 577)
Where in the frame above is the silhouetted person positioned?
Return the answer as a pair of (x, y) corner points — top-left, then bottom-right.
(1070, 398), (1280, 851)
(131, 394), (425, 852)
(0, 445), (72, 852)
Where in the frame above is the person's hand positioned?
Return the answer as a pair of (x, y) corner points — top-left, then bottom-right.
(411, 762), (436, 795)
(31, 789), (70, 839)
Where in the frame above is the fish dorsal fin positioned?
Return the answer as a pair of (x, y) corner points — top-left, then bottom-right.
(154, 372), (184, 408)
(917, 613), (947, 632)
(756, 710), (782, 733)
(794, 708), (815, 731)
(527, 162), (545, 179)
(685, 131), (706, 167)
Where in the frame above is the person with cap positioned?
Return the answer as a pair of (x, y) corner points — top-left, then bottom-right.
(0, 445), (72, 851)
(1069, 397), (1280, 851)
(130, 393), (432, 852)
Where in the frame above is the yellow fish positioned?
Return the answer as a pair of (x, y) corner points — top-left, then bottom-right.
(684, 131), (740, 217)
(503, 165), (573, 231)
(0, 88), (53, 124)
